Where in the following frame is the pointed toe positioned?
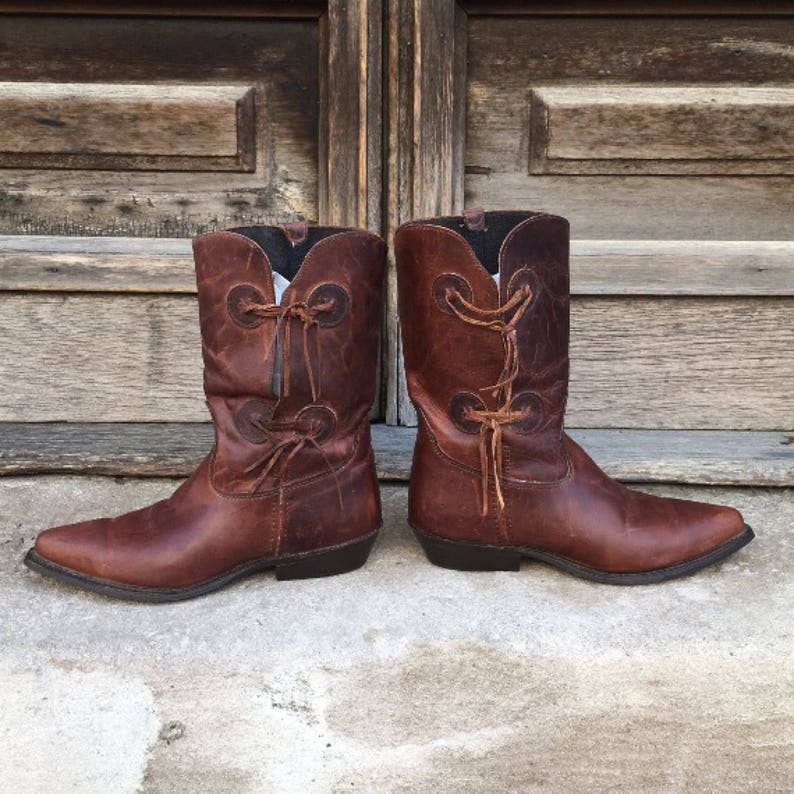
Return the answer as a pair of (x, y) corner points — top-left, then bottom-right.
(681, 500), (749, 559)
(712, 504), (747, 542)
(31, 519), (108, 578)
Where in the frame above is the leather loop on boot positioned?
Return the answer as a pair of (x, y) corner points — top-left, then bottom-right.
(506, 267), (539, 308)
(449, 392), (487, 434)
(462, 207), (486, 231)
(243, 404), (343, 507)
(294, 404), (336, 443)
(507, 392), (542, 435)
(235, 398), (276, 443)
(307, 283), (349, 327)
(433, 273), (473, 315)
(281, 220), (308, 246)
(227, 284), (267, 328)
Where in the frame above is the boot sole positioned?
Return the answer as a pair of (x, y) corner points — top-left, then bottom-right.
(22, 530), (378, 603)
(413, 524), (755, 585)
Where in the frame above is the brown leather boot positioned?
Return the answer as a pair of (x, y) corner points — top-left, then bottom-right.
(395, 209), (754, 584)
(24, 223), (386, 601)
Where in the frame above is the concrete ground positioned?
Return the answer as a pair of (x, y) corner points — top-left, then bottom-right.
(0, 478), (791, 793)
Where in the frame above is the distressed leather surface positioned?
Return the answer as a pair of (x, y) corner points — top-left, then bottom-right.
(33, 227), (385, 587)
(396, 211), (746, 573)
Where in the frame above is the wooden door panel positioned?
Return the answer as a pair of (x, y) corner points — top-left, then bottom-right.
(386, 3), (794, 433)
(0, 2), (383, 426)
(0, 14), (319, 235)
(529, 85), (794, 175)
(466, 15), (794, 239)
(0, 82), (256, 171)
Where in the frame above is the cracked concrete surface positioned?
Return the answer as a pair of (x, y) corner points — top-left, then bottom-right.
(0, 478), (792, 792)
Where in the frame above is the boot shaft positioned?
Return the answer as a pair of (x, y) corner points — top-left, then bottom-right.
(395, 210), (570, 489)
(192, 224), (386, 493)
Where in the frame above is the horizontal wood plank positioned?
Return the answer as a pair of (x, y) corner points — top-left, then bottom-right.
(0, 16), (320, 235)
(461, 2), (794, 14)
(0, 237), (195, 293)
(568, 296), (793, 430)
(530, 85), (794, 175)
(0, 294), (203, 422)
(465, 172), (794, 242)
(0, 2), (326, 16)
(0, 82), (256, 171)
(0, 422), (790, 486)
(570, 240), (794, 296)
(466, 16), (794, 240)
(2, 236), (791, 296)
(0, 293), (791, 428)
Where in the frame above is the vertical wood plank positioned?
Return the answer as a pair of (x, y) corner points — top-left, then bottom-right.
(319, 0), (384, 416)
(385, 0), (468, 424)
(319, 0), (382, 231)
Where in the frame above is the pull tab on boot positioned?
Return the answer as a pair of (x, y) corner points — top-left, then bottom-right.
(462, 207), (486, 231)
(281, 220), (308, 246)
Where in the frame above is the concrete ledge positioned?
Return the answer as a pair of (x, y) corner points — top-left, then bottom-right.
(0, 478), (792, 792)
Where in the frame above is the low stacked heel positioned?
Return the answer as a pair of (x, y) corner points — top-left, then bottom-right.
(275, 532), (378, 580)
(414, 529), (521, 572)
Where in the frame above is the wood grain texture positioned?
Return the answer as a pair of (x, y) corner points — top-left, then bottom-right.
(319, 0), (382, 230)
(0, 2), (326, 16)
(0, 294), (204, 422)
(0, 236), (194, 293)
(3, 236), (792, 296)
(0, 82), (256, 172)
(530, 85), (794, 175)
(568, 296), (794, 430)
(319, 0), (384, 417)
(371, 426), (794, 486)
(1, 293), (790, 429)
(466, 173), (794, 241)
(465, 15), (794, 239)
(388, 8), (794, 425)
(0, 422), (790, 486)
(384, 0), (467, 425)
(0, 15), (320, 235)
(570, 240), (794, 296)
(460, 1), (794, 14)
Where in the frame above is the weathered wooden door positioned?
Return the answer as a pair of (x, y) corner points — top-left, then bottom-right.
(1, 1), (792, 486)
(384, 1), (793, 484)
(0, 2), (381, 470)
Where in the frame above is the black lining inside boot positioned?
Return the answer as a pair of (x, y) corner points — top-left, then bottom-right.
(426, 211), (540, 274)
(230, 225), (349, 281)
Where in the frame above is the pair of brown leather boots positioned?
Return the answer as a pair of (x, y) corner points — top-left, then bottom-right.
(24, 211), (753, 601)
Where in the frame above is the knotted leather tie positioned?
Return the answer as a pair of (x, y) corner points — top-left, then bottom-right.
(239, 296), (343, 507)
(446, 284), (534, 515)
(241, 297), (336, 402)
(242, 413), (344, 508)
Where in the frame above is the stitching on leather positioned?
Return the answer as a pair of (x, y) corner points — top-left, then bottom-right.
(292, 230), (384, 284)
(209, 420), (364, 501)
(505, 267), (539, 311)
(274, 486), (282, 556)
(432, 272), (474, 314)
(418, 407), (573, 490)
(397, 223), (499, 303)
(497, 213), (559, 265)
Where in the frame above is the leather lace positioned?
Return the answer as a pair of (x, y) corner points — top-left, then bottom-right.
(239, 296), (342, 506)
(446, 284), (534, 515)
(242, 413), (344, 508)
(241, 297), (336, 402)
